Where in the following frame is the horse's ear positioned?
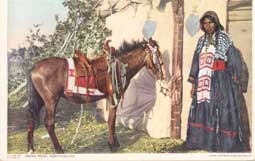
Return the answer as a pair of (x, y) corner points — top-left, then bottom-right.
(105, 39), (112, 45)
(74, 49), (79, 57)
(143, 38), (149, 48)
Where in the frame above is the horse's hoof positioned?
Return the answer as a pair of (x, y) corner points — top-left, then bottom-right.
(28, 149), (34, 154)
(108, 142), (119, 152)
(113, 135), (120, 147)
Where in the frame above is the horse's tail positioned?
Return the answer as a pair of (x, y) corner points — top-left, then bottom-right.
(27, 72), (44, 126)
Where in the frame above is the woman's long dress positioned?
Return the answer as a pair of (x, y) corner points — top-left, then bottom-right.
(185, 31), (250, 152)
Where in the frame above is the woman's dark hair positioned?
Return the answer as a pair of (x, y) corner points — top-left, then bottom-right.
(200, 11), (224, 32)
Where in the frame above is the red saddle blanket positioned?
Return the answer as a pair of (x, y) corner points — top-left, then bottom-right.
(75, 76), (96, 88)
(65, 58), (104, 96)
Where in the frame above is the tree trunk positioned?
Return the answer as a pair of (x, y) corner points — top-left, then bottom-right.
(170, 0), (184, 139)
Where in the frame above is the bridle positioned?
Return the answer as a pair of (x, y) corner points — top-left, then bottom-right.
(144, 40), (171, 96)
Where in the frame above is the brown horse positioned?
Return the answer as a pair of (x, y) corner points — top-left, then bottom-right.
(26, 39), (165, 153)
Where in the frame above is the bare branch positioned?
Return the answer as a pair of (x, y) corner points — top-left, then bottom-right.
(92, 0), (104, 10)
(97, 0), (142, 18)
(8, 81), (27, 98)
(71, 104), (84, 145)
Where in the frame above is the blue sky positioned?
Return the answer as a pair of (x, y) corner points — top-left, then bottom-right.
(8, 0), (67, 50)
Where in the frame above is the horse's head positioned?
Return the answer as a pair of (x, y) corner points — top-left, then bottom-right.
(144, 38), (166, 81)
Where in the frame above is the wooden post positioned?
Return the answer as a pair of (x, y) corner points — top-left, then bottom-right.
(226, 0), (230, 32)
(171, 0), (184, 139)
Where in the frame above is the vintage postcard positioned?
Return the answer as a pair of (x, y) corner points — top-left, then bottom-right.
(1, 0), (254, 161)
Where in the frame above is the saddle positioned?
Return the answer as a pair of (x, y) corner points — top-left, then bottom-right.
(73, 49), (93, 77)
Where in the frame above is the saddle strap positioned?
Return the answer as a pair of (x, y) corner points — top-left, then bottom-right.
(108, 57), (127, 106)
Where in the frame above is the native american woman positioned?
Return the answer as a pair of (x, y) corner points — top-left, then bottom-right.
(185, 11), (250, 152)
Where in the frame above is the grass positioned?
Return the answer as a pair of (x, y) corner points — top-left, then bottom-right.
(8, 87), (27, 108)
(8, 120), (188, 154)
(8, 99), (205, 154)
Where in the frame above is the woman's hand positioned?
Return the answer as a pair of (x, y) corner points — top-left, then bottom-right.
(190, 84), (195, 98)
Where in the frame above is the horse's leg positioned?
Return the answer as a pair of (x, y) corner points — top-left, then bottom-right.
(107, 97), (120, 151)
(27, 75), (44, 153)
(27, 114), (42, 153)
(32, 77), (63, 153)
(27, 119), (37, 153)
(44, 100), (64, 153)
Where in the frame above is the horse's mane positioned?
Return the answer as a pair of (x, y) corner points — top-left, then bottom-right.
(90, 39), (160, 61)
(87, 40), (145, 62)
(114, 40), (147, 56)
